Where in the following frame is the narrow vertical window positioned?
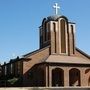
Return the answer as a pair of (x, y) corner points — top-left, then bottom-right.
(44, 22), (47, 41)
(47, 23), (50, 40)
(53, 23), (56, 53)
(61, 19), (66, 53)
(40, 28), (43, 47)
(71, 25), (75, 54)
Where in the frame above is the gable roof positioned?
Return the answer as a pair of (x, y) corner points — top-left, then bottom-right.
(23, 45), (50, 58)
(23, 46), (90, 65)
(3, 46), (90, 66)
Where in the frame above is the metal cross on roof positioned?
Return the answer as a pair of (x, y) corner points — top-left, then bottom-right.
(53, 3), (60, 15)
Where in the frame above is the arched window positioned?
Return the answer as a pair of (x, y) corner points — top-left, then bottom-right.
(71, 25), (75, 54)
(47, 23), (50, 40)
(69, 68), (81, 86)
(52, 68), (64, 86)
(60, 19), (66, 53)
(53, 23), (56, 53)
(42, 18), (47, 42)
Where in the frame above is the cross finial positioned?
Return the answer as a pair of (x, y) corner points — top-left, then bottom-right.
(53, 3), (60, 15)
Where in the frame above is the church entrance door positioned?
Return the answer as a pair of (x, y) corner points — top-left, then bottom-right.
(52, 68), (64, 86)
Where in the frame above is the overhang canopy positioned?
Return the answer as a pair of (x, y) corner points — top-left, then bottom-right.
(45, 55), (90, 65)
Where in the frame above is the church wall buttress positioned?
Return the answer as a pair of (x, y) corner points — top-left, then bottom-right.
(49, 21), (58, 54)
(56, 22), (59, 54)
(50, 21), (55, 54)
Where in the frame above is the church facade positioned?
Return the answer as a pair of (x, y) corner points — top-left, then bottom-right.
(0, 4), (90, 87)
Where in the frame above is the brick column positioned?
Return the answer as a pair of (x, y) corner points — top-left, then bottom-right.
(81, 68), (86, 86)
(64, 68), (69, 86)
(45, 66), (48, 87)
(49, 67), (52, 87)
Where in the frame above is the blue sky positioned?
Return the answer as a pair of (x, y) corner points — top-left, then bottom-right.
(0, 0), (90, 63)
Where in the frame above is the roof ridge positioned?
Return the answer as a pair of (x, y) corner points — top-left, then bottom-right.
(76, 47), (90, 59)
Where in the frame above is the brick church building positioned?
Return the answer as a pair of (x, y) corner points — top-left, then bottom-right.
(0, 3), (90, 87)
